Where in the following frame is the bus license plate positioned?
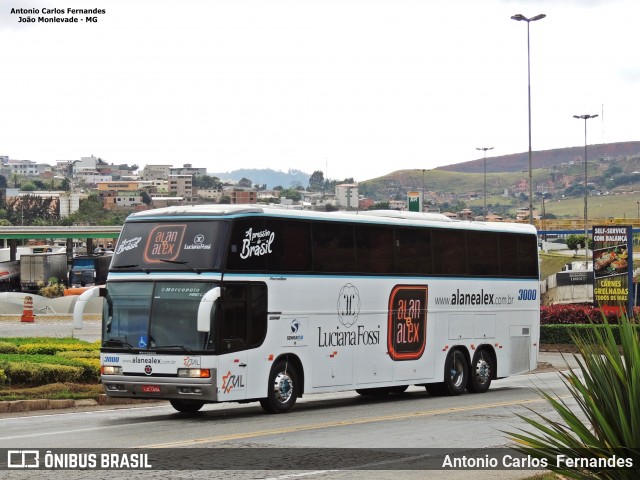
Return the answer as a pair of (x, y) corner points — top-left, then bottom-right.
(142, 385), (161, 394)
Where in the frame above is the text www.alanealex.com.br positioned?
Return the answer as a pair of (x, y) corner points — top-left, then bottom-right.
(434, 289), (531, 306)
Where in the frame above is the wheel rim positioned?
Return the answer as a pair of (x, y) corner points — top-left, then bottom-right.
(474, 357), (491, 385)
(273, 371), (293, 404)
(449, 354), (465, 388)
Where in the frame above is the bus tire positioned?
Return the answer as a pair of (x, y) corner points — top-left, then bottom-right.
(356, 387), (390, 396)
(260, 360), (299, 414)
(425, 383), (447, 396)
(389, 385), (408, 394)
(170, 399), (205, 413)
(442, 349), (468, 395)
(467, 350), (493, 394)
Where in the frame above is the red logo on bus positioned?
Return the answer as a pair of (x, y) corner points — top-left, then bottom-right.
(144, 225), (187, 263)
(387, 285), (428, 361)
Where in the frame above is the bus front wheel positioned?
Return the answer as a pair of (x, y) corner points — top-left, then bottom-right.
(170, 399), (205, 413)
(443, 350), (468, 395)
(260, 359), (299, 414)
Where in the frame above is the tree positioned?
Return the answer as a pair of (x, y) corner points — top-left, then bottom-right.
(62, 195), (128, 226)
(371, 201), (390, 210)
(308, 170), (325, 192)
(238, 177), (253, 188)
(280, 188), (302, 202)
(6, 194), (59, 226)
(60, 177), (71, 192)
(566, 234), (587, 255)
(193, 175), (222, 190)
(140, 190), (154, 207)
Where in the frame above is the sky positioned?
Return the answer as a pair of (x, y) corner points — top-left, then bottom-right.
(1, 0), (639, 182)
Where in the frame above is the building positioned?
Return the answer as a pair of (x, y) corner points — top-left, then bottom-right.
(197, 189), (223, 202)
(100, 191), (144, 210)
(7, 159), (40, 177)
(169, 175), (193, 202)
(169, 164), (207, 177)
(141, 164), (172, 181)
(223, 186), (257, 204)
(96, 181), (140, 192)
(389, 200), (406, 210)
(76, 156), (99, 171)
(76, 171), (113, 185)
(335, 184), (359, 209)
(59, 192), (87, 217)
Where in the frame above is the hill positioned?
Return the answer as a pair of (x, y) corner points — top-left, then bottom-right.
(436, 141), (640, 174)
(210, 168), (311, 189)
(358, 141), (640, 219)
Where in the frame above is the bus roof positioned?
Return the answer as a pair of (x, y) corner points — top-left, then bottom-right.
(126, 204), (538, 235)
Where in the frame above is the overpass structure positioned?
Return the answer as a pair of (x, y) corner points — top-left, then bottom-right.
(0, 226), (122, 262)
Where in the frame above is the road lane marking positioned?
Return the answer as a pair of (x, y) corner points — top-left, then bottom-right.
(144, 396), (556, 448)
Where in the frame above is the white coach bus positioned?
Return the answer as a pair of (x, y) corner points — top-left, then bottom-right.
(74, 205), (540, 414)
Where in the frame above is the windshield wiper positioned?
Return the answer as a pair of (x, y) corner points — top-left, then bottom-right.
(102, 338), (135, 350)
(159, 259), (202, 273)
(155, 345), (194, 353)
(111, 264), (150, 273)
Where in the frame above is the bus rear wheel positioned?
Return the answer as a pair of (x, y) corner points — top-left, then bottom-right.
(170, 399), (205, 413)
(466, 350), (493, 394)
(427, 350), (468, 396)
(443, 350), (468, 395)
(260, 359), (299, 414)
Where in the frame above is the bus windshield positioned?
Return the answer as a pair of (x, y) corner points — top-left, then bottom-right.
(111, 220), (228, 272)
(103, 281), (218, 351)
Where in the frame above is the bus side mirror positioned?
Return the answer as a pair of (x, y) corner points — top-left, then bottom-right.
(197, 287), (221, 333)
(73, 286), (103, 330)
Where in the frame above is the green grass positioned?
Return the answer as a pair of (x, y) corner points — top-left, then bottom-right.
(540, 253), (576, 280)
(0, 382), (103, 401)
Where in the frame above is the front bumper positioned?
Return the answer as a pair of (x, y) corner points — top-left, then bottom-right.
(101, 374), (218, 402)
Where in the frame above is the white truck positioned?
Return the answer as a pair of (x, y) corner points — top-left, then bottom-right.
(19, 253), (68, 293)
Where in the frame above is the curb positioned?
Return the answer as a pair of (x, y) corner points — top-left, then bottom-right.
(0, 395), (162, 414)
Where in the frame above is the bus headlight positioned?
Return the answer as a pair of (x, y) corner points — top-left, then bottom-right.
(102, 365), (122, 375)
(177, 368), (210, 378)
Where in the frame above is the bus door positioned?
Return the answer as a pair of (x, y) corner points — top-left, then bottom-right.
(215, 282), (268, 401)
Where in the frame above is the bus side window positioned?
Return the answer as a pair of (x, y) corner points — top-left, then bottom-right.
(226, 218), (267, 272)
(467, 231), (500, 276)
(432, 229), (466, 275)
(355, 225), (394, 274)
(395, 227), (432, 275)
(312, 222), (355, 273)
(266, 219), (311, 272)
(219, 283), (267, 352)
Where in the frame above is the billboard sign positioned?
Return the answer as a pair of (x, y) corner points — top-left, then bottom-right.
(592, 225), (633, 315)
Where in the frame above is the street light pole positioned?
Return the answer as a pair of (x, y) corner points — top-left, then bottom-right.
(476, 147), (494, 220)
(417, 169), (427, 212)
(511, 13), (546, 225)
(574, 113), (598, 268)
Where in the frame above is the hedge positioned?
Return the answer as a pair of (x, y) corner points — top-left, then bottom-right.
(0, 342), (18, 354)
(0, 361), (84, 387)
(540, 305), (640, 325)
(0, 354), (100, 383)
(56, 350), (100, 359)
(540, 324), (640, 345)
